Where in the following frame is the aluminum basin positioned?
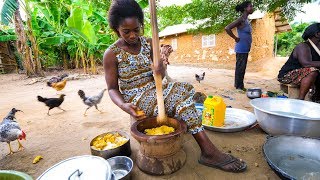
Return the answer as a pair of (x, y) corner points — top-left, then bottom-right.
(263, 136), (320, 179)
(250, 98), (320, 138)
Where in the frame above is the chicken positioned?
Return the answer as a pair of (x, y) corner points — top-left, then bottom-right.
(37, 94), (66, 115)
(49, 79), (67, 91)
(47, 73), (68, 87)
(78, 89), (106, 116)
(195, 72), (205, 83)
(0, 108), (26, 155)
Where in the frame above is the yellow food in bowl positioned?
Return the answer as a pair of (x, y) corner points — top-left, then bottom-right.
(144, 125), (175, 135)
(91, 133), (128, 151)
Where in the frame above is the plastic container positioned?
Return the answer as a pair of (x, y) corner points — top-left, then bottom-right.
(202, 96), (226, 127)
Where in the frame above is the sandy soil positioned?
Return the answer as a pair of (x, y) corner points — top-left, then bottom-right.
(0, 58), (286, 179)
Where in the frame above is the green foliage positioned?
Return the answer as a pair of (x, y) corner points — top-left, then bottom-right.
(157, 0), (316, 34)
(1, 0), (19, 25)
(276, 22), (312, 57)
(0, 28), (16, 41)
(157, 5), (186, 30)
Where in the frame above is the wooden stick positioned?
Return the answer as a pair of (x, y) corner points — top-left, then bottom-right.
(148, 0), (167, 124)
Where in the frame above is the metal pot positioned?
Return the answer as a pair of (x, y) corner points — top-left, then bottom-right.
(263, 136), (320, 179)
(250, 98), (320, 138)
(37, 155), (112, 180)
(246, 88), (262, 99)
(107, 156), (133, 180)
(90, 131), (131, 160)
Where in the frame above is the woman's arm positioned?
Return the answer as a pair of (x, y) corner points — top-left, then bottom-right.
(225, 17), (242, 42)
(147, 38), (166, 78)
(103, 49), (144, 119)
(296, 43), (320, 68)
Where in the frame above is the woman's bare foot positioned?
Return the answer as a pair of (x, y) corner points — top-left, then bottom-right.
(199, 153), (247, 172)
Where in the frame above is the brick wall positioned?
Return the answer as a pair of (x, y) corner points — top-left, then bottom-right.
(159, 13), (275, 64)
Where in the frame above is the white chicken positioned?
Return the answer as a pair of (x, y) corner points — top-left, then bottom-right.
(78, 89), (106, 116)
(0, 108), (26, 155)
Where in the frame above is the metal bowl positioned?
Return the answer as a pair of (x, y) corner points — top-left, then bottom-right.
(107, 156), (133, 180)
(246, 88), (262, 99)
(90, 131), (131, 160)
(250, 98), (320, 138)
(263, 136), (320, 179)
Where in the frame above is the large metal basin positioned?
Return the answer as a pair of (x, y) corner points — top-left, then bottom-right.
(250, 98), (320, 138)
(263, 136), (320, 179)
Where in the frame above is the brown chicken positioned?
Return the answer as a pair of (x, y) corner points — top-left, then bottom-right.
(49, 79), (67, 91)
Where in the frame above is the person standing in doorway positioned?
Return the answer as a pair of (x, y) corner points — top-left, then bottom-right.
(225, 1), (254, 91)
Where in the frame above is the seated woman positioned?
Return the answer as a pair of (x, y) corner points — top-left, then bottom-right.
(103, 0), (246, 173)
(278, 23), (320, 100)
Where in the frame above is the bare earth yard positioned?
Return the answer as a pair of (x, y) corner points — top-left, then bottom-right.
(0, 58), (286, 179)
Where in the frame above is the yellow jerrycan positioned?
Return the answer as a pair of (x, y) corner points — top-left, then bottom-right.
(202, 95), (226, 127)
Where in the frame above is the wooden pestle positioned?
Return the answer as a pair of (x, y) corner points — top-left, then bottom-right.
(148, 0), (167, 124)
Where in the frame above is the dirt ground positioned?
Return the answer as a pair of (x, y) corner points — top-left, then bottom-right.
(0, 58), (287, 179)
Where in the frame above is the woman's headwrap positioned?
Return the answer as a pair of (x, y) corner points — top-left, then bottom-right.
(302, 23), (320, 40)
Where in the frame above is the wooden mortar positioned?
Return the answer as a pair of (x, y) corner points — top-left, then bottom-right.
(130, 117), (187, 175)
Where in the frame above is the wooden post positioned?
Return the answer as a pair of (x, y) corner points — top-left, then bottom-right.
(149, 0), (167, 124)
(274, 34), (278, 57)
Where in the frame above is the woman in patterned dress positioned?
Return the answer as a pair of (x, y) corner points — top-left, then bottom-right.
(103, 0), (246, 172)
(278, 23), (320, 100)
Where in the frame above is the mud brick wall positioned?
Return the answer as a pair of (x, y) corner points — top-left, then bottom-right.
(159, 13), (275, 64)
(0, 42), (17, 73)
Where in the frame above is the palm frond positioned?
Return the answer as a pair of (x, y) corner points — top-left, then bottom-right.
(1, 0), (19, 25)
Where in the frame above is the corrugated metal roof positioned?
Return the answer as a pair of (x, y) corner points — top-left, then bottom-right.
(159, 23), (194, 37)
(248, 10), (265, 19)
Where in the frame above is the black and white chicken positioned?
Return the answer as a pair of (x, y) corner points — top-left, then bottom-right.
(0, 108), (26, 155)
(78, 89), (106, 116)
(195, 72), (205, 83)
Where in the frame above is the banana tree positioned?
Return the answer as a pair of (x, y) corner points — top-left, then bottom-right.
(66, 0), (100, 74)
(29, 0), (73, 70)
(1, 0), (43, 76)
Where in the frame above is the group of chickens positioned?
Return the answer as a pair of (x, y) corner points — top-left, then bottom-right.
(38, 73), (106, 116)
(1, 73), (106, 155)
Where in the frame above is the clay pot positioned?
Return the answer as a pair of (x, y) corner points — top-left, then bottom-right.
(130, 117), (187, 175)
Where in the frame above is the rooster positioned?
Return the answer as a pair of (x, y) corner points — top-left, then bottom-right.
(195, 72), (205, 83)
(37, 94), (66, 115)
(0, 108), (26, 155)
(78, 89), (106, 116)
(47, 73), (68, 87)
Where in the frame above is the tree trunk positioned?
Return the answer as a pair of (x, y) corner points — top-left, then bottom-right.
(14, 9), (35, 76)
(75, 51), (79, 69)
(26, 14), (44, 76)
(90, 54), (96, 74)
(62, 49), (68, 70)
(81, 52), (87, 74)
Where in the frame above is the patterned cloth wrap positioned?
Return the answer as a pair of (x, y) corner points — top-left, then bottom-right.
(108, 36), (204, 134)
(160, 44), (173, 65)
(278, 67), (319, 85)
